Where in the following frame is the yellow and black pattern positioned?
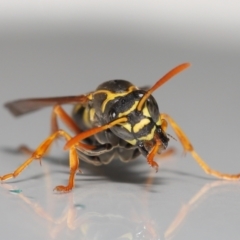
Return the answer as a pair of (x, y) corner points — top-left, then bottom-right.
(72, 79), (169, 165)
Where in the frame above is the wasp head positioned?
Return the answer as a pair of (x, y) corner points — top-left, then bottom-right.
(108, 89), (169, 156)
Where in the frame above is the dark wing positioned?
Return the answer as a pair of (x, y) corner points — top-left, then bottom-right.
(4, 94), (90, 117)
(140, 85), (150, 91)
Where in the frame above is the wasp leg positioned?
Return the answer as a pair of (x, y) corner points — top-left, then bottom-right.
(1, 130), (80, 192)
(50, 105), (95, 151)
(51, 105), (82, 134)
(161, 113), (240, 180)
(15, 104), (93, 157)
(158, 147), (176, 159)
(147, 138), (161, 172)
(148, 147), (176, 172)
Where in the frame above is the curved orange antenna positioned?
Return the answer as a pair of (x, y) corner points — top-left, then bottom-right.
(64, 117), (128, 150)
(137, 63), (191, 111)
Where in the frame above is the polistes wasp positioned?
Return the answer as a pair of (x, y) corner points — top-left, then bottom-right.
(1, 63), (239, 192)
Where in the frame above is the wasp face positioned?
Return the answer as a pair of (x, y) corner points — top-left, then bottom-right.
(137, 125), (169, 157)
(108, 90), (169, 155)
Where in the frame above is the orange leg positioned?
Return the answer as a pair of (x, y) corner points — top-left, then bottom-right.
(146, 147), (177, 172)
(1, 130), (80, 192)
(15, 105), (91, 157)
(157, 147), (176, 159)
(147, 138), (161, 172)
(161, 113), (240, 180)
(50, 105), (94, 151)
(51, 105), (82, 134)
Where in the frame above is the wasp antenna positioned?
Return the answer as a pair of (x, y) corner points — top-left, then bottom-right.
(64, 117), (128, 150)
(137, 63), (190, 111)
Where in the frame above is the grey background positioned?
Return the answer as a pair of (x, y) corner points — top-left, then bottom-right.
(0, 1), (240, 240)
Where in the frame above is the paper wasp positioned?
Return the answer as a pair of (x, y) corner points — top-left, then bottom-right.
(1, 63), (240, 192)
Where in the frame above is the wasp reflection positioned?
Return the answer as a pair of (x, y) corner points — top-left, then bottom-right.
(3, 176), (240, 240)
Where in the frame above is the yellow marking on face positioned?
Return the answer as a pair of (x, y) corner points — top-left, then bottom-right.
(138, 126), (156, 141)
(142, 105), (151, 118)
(118, 122), (132, 132)
(93, 86), (137, 112)
(115, 122), (136, 145)
(125, 139), (137, 145)
(156, 118), (161, 126)
(133, 118), (150, 133)
(143, 105), (161, 125)
(118, 101), (138, 118)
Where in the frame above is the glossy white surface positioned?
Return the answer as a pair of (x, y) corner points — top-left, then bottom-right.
(0, 2), (240, 240)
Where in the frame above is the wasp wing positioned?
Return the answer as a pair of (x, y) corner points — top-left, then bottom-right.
(140, 85), (150, 91)
(4, 95), (90, 117)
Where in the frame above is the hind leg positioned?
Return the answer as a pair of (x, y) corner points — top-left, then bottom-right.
(161, 113), (240, 180)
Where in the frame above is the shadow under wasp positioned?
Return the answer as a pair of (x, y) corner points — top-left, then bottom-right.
(1, 63), (239, 192)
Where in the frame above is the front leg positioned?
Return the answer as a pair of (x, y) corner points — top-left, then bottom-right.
(1, 130), (81, 192)
(161, 113), (240, 180)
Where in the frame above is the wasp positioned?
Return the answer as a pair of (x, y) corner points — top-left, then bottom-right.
(1, 63), (239, 192)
